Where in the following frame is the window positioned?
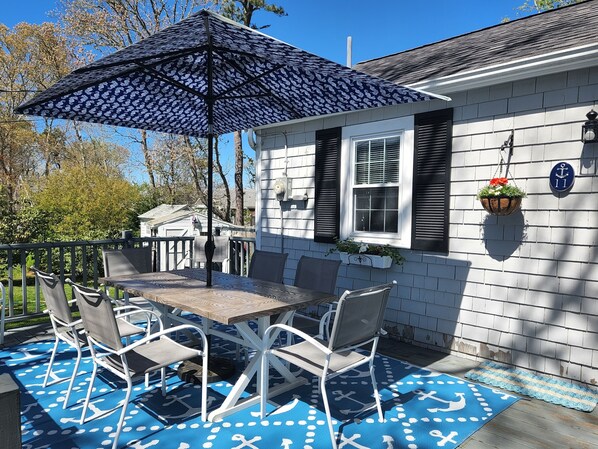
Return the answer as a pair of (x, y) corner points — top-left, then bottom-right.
(353, 136), (400, 233)
(314, 109), (452, 253)
(340, 117), (414, 248)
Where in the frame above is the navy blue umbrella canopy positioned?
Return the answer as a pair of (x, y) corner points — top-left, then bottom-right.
(16, 10), (432, 136)
(16, 10), (435, 285)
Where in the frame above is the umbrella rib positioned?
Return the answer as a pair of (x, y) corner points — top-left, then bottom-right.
(136, 63), (206, 100)
(73, 46), (209, 74)
(217, 52), (303, 119)
(214, 64), (284, 100)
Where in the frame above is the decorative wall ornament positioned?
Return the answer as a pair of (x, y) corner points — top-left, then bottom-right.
(549, 162), (575, 193)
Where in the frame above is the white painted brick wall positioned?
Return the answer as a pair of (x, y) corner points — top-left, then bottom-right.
(256, 68), (598, 387)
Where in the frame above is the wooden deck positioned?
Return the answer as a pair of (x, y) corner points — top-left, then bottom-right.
(3, 319), (598, 449)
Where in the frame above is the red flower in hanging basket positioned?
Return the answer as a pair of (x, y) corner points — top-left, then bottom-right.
(489, 177), (509, 187)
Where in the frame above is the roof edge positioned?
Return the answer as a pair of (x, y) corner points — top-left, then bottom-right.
(355, 1), (592, 68)
(406, 42), (598, 94)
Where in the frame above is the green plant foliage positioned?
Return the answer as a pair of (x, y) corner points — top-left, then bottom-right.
(34, 165), (141, 240)
(326, 238), (404, 265)
(477, 177), (526, 198)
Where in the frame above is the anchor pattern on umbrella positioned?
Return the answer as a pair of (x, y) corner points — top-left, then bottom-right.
(16, 10), (433, 138)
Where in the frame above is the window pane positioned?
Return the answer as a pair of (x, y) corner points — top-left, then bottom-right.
(354, 210), (370, 231)
(353, 135), (400, 186)
(370, 139), (385, 162)
(370, 211), (385, 232)
(369, 161), (385, 183)
(355, 163), (368, 185)
(385, 211), (398, 233)
(355, 141), (369, 163)
(353, 187), (399, 234)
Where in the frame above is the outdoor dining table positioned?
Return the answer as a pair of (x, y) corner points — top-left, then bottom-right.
(102, 268), (336, 421)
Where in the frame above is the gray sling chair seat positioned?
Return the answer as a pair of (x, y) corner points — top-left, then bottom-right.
(68, 280), (209, 449)
(30, 267), (148, 410)
(260, 281), (396, 449)
(103, 246), (153, 309)
(284, 256), (341, 346)
(245, 250), (288, 357)
(247, 249), (288, 283)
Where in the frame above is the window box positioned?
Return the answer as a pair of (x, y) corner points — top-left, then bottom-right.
(339, 252), (393, 269)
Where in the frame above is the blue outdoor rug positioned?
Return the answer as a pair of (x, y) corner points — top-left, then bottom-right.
(1, 331), (518, 449)
(465, 360), (598, 412)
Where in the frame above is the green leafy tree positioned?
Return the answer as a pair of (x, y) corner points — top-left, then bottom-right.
(34, 165), (141, 240)
(518, 0), (584, 12)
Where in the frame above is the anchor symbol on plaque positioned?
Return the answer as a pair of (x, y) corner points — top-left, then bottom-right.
(550, 161), (575, 193)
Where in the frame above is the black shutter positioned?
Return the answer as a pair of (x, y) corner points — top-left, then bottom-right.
(314, 127), (341, 243)
(412, 109), (453, 253)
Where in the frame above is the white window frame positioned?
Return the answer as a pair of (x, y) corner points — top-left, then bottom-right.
(340, 116), (414, 248)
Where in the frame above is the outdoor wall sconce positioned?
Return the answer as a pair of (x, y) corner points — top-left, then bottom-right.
(581, 109), (598, 143)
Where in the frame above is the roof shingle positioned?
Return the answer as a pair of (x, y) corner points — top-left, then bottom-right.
(355, 0), (597, 85)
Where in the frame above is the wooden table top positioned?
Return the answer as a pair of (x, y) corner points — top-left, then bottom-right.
(103, 269), (336, 325)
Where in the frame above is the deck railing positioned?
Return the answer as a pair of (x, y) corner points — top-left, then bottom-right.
(0, 235), (255, 324)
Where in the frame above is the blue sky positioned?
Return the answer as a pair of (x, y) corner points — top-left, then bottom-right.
(1, 0), (531, 184)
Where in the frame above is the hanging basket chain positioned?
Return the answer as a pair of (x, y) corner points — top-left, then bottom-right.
(491, 130), (521, 189)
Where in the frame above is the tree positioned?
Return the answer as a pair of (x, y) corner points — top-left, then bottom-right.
(1, 22), (77, 213)
(517, 0), (584, 12)
(34, 164), (141, 240)
(57, 0), (212, 203)
(216, 0), (286, 225)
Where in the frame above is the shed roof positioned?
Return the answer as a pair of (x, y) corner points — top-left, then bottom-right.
(138, 204), (189, 220)
(355, 1), (597, 85)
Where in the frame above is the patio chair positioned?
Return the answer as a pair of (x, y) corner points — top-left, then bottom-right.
(287, 256), (341, 341)
(248, 250), (288, 283)
(103, 246), (153, 308)
(260, 281), (396, 449)
(30, 267), (148, 409)
(68, 280), (208, 449)
(193, 235), (230, 271)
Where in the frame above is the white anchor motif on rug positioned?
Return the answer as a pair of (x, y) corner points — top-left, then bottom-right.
(430, 430), (459, 447)
(415, 390), (466, 413)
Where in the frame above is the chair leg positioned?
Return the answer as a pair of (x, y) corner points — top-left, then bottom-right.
(63, 343), (82, 409)
(201, 350), (208, 422)
(112, 376), (133, 449)
(43, 337), (60, 387)
(319, 377), (337, 449)
(369, 363), (384, 422)
(160, 367), (166, 396)
(259, 351), (269, 419)
(80, 362), (98, 425)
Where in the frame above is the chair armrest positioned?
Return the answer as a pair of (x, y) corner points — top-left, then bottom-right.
(316, 310), (336, 340)
(264, 323), (332, 355)
(114, 308), (163, 333)
(116, 324), (208, 356)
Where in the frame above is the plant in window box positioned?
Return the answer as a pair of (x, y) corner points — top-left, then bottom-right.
(326, 238), (404, 269)
(477, 177), (526, 216)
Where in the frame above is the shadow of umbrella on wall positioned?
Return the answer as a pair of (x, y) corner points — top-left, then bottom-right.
(16, 9), (438, 286)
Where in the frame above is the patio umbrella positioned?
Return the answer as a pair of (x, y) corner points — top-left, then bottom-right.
(16, 10), (437, 286)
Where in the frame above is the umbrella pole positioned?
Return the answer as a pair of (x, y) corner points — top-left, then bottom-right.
(205, 133), (214, 287)
(204, 14), (215, 288)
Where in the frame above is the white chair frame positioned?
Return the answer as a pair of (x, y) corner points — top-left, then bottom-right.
(69, 281), (209, 449)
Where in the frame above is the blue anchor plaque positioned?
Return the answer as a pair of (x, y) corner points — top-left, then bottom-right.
(550, 162), (575, 192)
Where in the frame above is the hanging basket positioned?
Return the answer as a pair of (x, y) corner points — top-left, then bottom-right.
(479, 196), (522, 216)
